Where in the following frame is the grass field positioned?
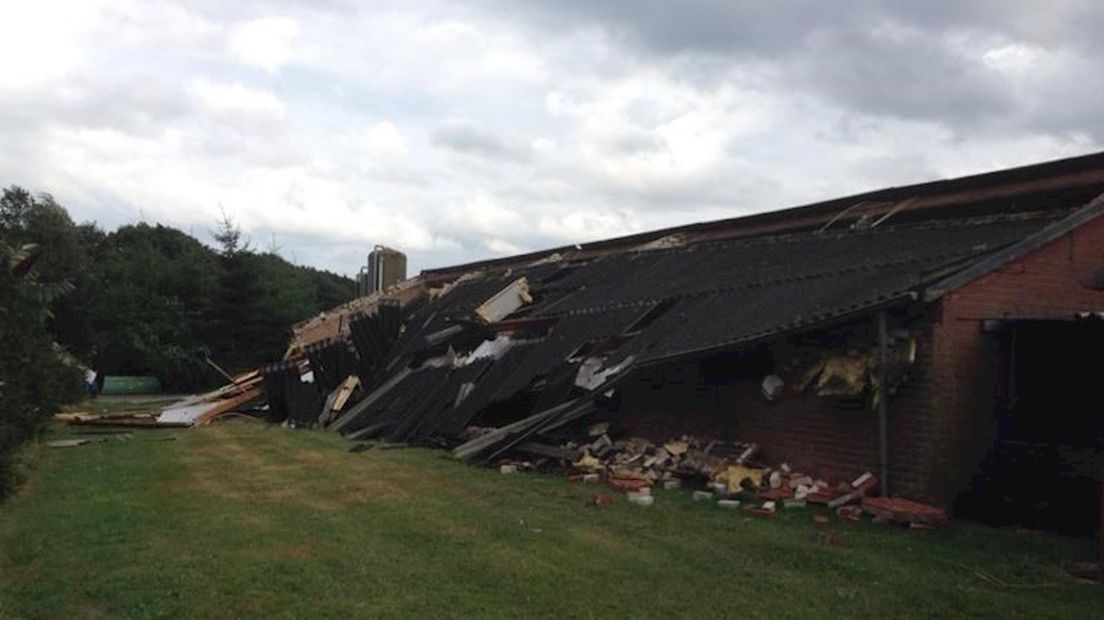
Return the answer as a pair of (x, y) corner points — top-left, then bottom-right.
(1, 420), (1101, 619)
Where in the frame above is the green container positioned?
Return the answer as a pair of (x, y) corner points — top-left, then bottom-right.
(100, 375), (162, 395)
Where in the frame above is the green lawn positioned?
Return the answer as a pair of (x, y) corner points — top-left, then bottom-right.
(1, 421), (1100, 619)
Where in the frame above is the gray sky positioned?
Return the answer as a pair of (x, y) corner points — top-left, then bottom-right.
(1, 1), (1101, 275)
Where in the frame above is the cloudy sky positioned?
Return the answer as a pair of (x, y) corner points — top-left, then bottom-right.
(1, 1), (1102, 275)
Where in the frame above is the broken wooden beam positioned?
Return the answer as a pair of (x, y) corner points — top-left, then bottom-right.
(192, 387), (263, 426)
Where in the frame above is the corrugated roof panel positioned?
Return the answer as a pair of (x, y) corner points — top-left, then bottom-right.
(540, 213), (1062, 317)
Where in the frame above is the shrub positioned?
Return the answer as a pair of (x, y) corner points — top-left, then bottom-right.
(0, 242), (82, 498)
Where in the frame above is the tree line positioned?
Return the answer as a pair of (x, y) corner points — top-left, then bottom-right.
(0, 185), (356, 497)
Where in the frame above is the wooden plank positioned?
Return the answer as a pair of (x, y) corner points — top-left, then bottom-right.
(474, 277), (531, 323)
(171, 375), (262, 409)
(69, 416), (189, 428)
(193, 387), (263, 426)
(332, 376), (361, 412)
(318, 386), (341, 425)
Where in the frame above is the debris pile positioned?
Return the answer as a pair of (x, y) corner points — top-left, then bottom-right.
(564, 433), (758, 488)
(157, 370), (264, 426)
(501, 428), (947, 527)
(54, 411), (178, 428)
(53, 370), (266, 429)
(49, 214), (962, 533)
(862, 496), (949, 527)
(45, 434), (132, 448)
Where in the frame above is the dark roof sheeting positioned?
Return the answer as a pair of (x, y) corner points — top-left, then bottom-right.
(333, 155), (1104, 451)
(513, 212), (1064, 365)
(923, 193), (1104, 301)
(539, 213), (1063, 317)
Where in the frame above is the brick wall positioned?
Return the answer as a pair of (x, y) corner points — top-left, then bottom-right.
(617, 319), (938, 497)
(927, 213), (1104, 504)
(615, 213), (1104, 507)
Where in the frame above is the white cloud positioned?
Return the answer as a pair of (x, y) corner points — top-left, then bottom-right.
(364, 122), (408, 155)
(982, 43), (1044, 72)
(192, 80), (287, 119)
(228, 16), (299, 73)
(445, 195), (526, 235)
(537, 209), (642, 242)
(0, 2), (92, 90)
(485, 238), (525, 255)
(0, 0), (1100, 277)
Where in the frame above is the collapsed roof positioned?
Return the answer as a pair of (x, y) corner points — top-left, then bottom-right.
(277, 151), (1104, 460)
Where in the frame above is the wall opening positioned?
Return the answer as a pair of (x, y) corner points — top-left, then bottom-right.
(957, 318), (1104, 537)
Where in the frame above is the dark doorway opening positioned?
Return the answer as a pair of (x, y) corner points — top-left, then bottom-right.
(958, 317), (1104, 538)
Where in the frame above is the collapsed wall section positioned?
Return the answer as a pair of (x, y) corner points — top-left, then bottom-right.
(615, 312), (940, 502)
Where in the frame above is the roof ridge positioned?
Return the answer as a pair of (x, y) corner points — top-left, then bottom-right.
(615, 209), (1069, 259)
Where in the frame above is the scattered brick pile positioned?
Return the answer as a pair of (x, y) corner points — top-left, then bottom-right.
(862, 496), (949, 528)
(564, 433), (758, 488)
(497, 431), (949, 528)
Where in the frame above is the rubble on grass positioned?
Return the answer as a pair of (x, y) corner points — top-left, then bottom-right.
(156, 371), (264, 426)
(45, 435), (131, 448)
(862, 496), (949, 526)
(491, 423), (943, 523)
(561, 433), (759, 487)
(539, 436), (950, 526)
(95, 204), (967, 531)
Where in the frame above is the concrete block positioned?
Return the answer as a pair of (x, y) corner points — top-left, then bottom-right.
(692, 490), (714, 502)
(500, 464), (517, 474)
(827, 489), (863, 509)
(851, 471), (874, 489)
(628, 494), (654, 506)
(717, 499), (741, 509)
(789, 475), (814, 489)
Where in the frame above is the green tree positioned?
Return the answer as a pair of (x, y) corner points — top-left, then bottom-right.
(208, 210), (265, 371)
(0, 198), (83, 497)
(75, 223), (222, 391)
(3, 186), (358, 397)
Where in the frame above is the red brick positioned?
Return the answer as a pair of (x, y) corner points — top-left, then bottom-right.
(614, 216), (1104, 509)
